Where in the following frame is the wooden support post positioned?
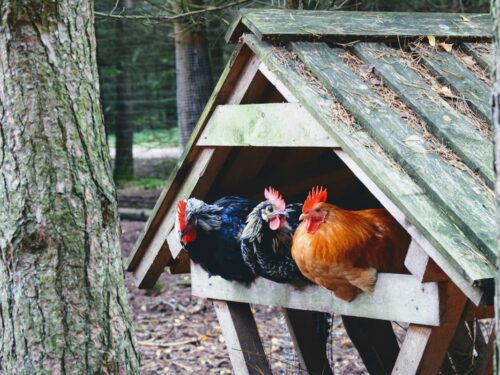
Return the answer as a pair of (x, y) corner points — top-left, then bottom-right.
(404, 240), (448, 283)
(445, 317), (487, 374)
(213, 300), (272, 375)
(342, 316), (400, 375)
(475, 327), (495, 375)
(283, 308), (333, 375)
(392, 282), (468, 375)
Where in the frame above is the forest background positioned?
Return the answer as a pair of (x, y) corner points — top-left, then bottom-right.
(96, 0), (491, 186)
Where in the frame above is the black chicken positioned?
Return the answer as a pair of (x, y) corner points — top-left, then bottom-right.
(240, 187), (305, 283)
(177, 196), (257, 283)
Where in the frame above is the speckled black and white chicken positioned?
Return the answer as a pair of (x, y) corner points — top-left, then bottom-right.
(240, 187), (305, 283)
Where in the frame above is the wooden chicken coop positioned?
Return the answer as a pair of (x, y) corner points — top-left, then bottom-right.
(127, 10), (495, 375)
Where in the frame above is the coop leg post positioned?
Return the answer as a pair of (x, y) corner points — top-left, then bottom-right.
(283, 308), (333, 375)
(392, 282), (467, 375)
(474, 326), (495, 375)
(212, 300), (272, 375)
(444, 314), (487, 374)
(341, 315), (399, 375)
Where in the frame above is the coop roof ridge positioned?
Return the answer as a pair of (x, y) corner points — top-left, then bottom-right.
(226, 9), (492, 43)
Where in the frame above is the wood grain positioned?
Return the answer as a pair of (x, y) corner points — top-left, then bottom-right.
(191, 263), (442, 325)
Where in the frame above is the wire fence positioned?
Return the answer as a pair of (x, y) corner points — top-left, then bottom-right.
(95, 0), (237, 181)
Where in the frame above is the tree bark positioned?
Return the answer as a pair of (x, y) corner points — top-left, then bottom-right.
(0, 1), (140, 374)
(113, 0), (135, 182)
(174, 2), (214, 147)
(494, 0), (500, 372)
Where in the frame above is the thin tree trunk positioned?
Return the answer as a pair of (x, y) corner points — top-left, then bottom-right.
(494, 0), (500, 372)
(114, 0), (135, 181)
(174, 3), (214, 147)
(0, 1), (140, 373)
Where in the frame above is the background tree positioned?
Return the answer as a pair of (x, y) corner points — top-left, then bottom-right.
(0, 1), (140, 373)
(114, 0), (135, 181)
(494, 0), (500, 371)
(174, 0), (215, 147)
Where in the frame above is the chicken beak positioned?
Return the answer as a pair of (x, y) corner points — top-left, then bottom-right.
(278, 210), (288, 218)
(299, 213), (308, 221)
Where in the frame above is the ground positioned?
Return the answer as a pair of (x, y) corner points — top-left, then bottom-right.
(121, 219), (373, 374)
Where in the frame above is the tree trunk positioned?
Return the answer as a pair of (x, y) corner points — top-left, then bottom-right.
(0, 1), (140, 374)
(494, 0), (500, 372)
(113, 0), (135, 182)
(174, 5), (214, 147)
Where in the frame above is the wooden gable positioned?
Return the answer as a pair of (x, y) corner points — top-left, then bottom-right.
(127, 12), (495, 308)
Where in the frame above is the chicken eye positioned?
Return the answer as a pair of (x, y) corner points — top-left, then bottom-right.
(267, 206), (274, 213)
(315, 208), (321, 213)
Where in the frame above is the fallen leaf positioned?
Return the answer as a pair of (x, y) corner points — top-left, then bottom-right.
(460, 15), (471, 23)
(427, 35), (436, 46)
(432, 84), (454, 98)
(437, 42), (453, 52)
(461, 55), (475, 66)
(438, 86), (454, 98)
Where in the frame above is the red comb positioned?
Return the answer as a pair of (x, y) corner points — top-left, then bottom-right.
(177, 200), (187, 231)
(302, 186), (328, 213)
(264, 187), (286, 211)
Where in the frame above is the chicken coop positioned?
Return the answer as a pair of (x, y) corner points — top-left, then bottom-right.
(127, 10), (495, 375)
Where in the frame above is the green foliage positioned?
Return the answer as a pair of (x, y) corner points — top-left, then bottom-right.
(145, 281), (166, 296)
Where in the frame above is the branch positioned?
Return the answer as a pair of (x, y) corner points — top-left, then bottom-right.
(94, 0), (253, 22)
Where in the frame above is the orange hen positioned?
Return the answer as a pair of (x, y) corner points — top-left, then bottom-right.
(291, 187), (410, 301)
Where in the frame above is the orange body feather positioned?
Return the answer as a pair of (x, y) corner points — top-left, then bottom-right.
(292, 201), (410, 301)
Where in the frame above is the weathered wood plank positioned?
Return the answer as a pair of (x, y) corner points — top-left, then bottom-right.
(341, 316), (399, 374)
(166, 228), (183, 260)
(169, 249), (191, 274)
(283, 309), (333, 375)
(213, 300), (272, 375)
(353, 43), (494, 188)
(462, 42), (492, 70)
(133, 241), (171, 289)
(393, 282), (468, 375)
(197, 103), (337, 147)
(405, 241), (448, 283)
(243, 35), (494, 287)
(417, 47), (491, 121)
(126, 42), (253, 272)
(191, 263), (442, 325)
(291, 42), (496, 263)
(463, 303), (494, 320)
(228, 10), (491, 43)
(258, 63), (298, 102)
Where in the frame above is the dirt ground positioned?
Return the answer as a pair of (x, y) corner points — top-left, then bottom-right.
(121, 218), (373, 374)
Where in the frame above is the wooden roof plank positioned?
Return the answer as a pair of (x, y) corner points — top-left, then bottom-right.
(462, 43), (492, 69)
(242, 34), (494, 283)
(197, 103), (337, 147)
(353, 43), (494, 187)
(417, 47), (491, 121)
(228, 10), (491, 43)
(291, 41), (496, 263)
